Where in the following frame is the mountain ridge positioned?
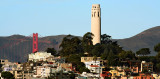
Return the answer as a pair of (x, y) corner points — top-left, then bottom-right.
(0, 26), (160, 62)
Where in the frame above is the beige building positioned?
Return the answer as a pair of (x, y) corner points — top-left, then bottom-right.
(91, 4), (101, 45)
(81, 57), (101, 62)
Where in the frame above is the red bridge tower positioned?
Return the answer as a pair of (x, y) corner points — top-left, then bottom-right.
(33, 33), (38, 53)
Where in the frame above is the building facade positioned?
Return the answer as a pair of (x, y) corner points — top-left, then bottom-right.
(28, 52), (52, 62)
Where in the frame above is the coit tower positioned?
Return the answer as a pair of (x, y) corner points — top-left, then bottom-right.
(91, 4), (101, 45)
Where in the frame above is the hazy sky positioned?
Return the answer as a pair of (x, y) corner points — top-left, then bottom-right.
(0, 0), (160, 39)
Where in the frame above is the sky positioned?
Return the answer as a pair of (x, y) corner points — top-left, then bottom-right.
(0, 0), (160, 39)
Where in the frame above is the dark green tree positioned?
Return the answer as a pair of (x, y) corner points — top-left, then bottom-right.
(101, 34), (112, 44)
(155, 52), (160, 72)
(118, 51), (135, 60)
(46, 48), (57, 56)
(154, 43), (160, 53)
(82, 32), (94, 46)
(1, 71), (14, 79)
(66, 54), (90, 73)
(0, 64), (2, 68)
(59, 35), (82, 56)
(156, 63), (160, 71)
(105, 77), (111, 79)
(82, 32), (94, 54)
(69, 73), (75, 79)
(107, 50), (116, 66)
(136, 48), (150, 56)
(101, 48), (109, 60)
(79, 67), (90, 73)
(91, 44), (104, 56)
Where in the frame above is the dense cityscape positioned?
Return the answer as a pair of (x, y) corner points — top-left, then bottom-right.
(1, 3), (160, 79)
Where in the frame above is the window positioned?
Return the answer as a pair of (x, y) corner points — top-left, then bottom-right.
(94, 12), (96, 17)
(98, 12), (99, 17)
(84, 58), (87, 60)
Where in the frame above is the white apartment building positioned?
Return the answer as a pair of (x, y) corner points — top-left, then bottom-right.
(28, 52), (52, 62)
(84, 61), (101, 68)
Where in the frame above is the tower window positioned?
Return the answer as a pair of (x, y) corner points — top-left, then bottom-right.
(94, 12), (96, 17)
(98, 12), (99, 17)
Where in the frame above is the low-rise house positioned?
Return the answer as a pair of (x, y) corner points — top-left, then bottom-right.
(23, 70), (34, 79)
(11, 70), (23, 79)
(2, 63), (22, 72)
(34, 66), (51, 78)
(46, 56), (65, 64)
(121, 76), (129, 79)
(80, 72), (100, 78)
(3, 64), (12, 71)
(152, 74), (160, 79)
(100, 71), (112, 79)
(50, 66), (71, 79)
(124, 68), (131, 76)
(109, 67), (126, 78)
(60, 63), (72, 71)
(88, 65), (101, 74)
(0, 73), (3, 79)
(0, 59), (9, 65)
(132, 73), (154, 79)
(129, 60), (141, 74)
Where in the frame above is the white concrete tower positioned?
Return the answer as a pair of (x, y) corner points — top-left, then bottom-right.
(91, 4), (101, 45)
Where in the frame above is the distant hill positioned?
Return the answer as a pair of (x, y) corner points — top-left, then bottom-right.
(117, 26), (160, 55)
(0, 35), (66, 62)
(0, 26), (160, 62)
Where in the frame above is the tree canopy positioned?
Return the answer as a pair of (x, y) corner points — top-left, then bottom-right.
(118, 51), (135, 60)
(1, 71), (14, 79)
(57, 32), (160, 73)
(59, 35), (83, 56)
(136, 48), (150, 56)
(46, 48), (57, 56)
(59, 33), (124, 68)
(154, 43), (160, 53)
